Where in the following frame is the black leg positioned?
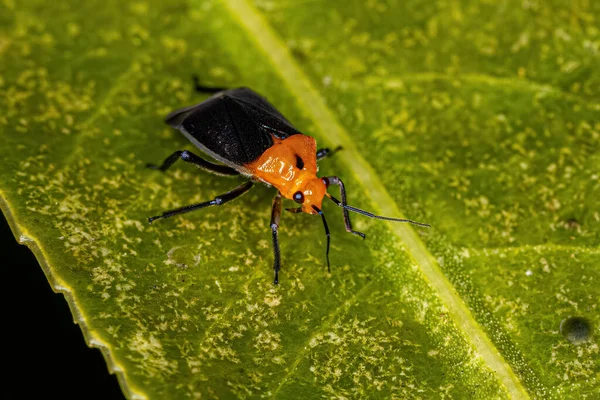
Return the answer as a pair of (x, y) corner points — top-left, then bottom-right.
(148, 181), (253, 223)
(192, 75), (227, 94)
(316, 145), (343, 161)
(147, 150), (239, 176)
(323, 176), (365, 238)
(271, 193), (283, 284)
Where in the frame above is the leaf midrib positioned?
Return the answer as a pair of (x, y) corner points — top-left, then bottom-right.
(220, 0), (530, 398)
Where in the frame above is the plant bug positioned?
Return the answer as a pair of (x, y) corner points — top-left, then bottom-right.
(147, 77), (430, 284)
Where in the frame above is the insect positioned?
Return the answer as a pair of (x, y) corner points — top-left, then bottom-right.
(147, 77), (430, 284)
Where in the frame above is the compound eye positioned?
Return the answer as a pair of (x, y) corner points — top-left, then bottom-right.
(293, 191), (304, 204)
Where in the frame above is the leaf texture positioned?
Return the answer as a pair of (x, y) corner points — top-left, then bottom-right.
(0, 0), (598, 398)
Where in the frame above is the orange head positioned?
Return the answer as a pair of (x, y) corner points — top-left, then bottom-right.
(290, 176), (328, 214)
(246, 134), (330, 214)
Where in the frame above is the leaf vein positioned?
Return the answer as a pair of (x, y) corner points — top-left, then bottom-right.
(222, 0), (532, 398)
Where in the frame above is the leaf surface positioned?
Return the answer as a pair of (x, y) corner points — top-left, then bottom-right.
(0, 0), (598, 398)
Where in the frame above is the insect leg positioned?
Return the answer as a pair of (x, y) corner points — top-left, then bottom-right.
(316, 145), (343, 161)
(323, 176), (366, 238)
(148, 181), (253, 223)
(146, 150), (239, 176)
(192, 75), (227, 94)
(270, 192), (283, 284)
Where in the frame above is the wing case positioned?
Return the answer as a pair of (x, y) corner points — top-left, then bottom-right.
(165, 87), (302, 167)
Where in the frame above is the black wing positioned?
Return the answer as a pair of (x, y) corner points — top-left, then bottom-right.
(165, 88), (302, 167)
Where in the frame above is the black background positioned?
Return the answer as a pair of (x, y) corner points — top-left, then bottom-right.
(2, 213), (125, 399)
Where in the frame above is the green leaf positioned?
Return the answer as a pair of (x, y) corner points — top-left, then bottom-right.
(1, 0), (598, 398)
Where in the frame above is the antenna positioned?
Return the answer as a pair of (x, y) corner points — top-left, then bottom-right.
(311, 205), (331, 272)
(327, 194), (430, 227)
